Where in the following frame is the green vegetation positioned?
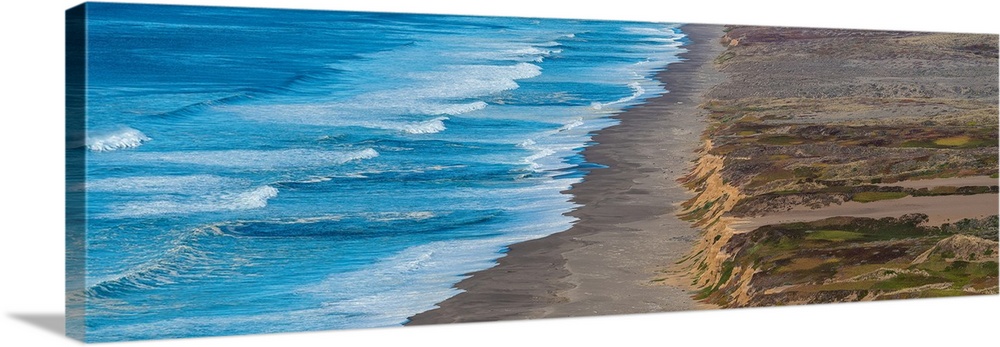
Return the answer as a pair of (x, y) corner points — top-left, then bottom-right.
(680, 198), (720, 221)
(696, 261), (736, 301)
(900, 137), (992, 149)
(871, 273), (946, 291)
(697, 215), (998, 307)
(717, 261), (735, 290)
(748, 168), (796, 188)
(804, 230), (865, 242)
(918, 289), (970, 297)
(934, 136), (972, 147)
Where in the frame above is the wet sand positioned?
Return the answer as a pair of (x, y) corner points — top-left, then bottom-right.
(407, 24), (727, 324)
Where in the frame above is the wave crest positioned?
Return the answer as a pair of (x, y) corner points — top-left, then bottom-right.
(86, 243), (209, 298)
(363, 117), (451, 134)
(591, 82), (645, 110)
(432, 102), (488, 116)
(118, 148), (379, 169)
(395, 117), (448, 134)
(110, 185), (279, 218)
(87, 127), (151, 152)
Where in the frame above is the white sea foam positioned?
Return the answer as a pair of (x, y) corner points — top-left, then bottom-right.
(370, 117), (448, 134)
(86, 243), (210, 298)
(297, 176), (334, 183)
(523, 147), (557, 171)
(87, 127), (151, 152)
(365, 211), (435, 222)
(623, 26), (681, 37)
(224, 61), (540, 131)
(223, 186), (279, 210)
(401, 62), (542, 99)
(111, 185), (278, 217)
(87, 175), (243, 193)
(516, 138), (558, 171)
(592, 82), (645, 110)
(389, 117), (447, 134)
(561, 118), (585, 131)
(124, 148), (378, 169)
(293, 215), (577, 329)
(223, 103), (475, 133)
(447, 41), (556, 62)
(430, 101), (488, 116)
(86, 225), (222, 300)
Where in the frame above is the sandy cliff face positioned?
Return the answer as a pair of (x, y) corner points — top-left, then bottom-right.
(674, 142), (747, 299)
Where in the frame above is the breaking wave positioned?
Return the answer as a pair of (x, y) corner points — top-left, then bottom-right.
(87, 127), (151, 152)
(122, 148), (379, 169)
(110, 185), (279, 218)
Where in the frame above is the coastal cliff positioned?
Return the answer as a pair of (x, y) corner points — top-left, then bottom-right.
(669, 26), (1000, 307)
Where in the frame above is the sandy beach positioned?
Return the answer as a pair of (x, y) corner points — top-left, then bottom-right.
(407, 24), (727, 324)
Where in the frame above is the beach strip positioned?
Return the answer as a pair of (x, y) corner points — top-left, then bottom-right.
(407, 24), (727, 324)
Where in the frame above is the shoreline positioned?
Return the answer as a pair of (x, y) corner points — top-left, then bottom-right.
(407, 24), (727, 324)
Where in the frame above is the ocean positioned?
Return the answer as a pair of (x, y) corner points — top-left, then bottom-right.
(73, 3), (685, 341)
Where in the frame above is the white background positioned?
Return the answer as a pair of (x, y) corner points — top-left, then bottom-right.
(1, 1), (997, 346)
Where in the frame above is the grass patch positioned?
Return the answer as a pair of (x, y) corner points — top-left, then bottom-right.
(899, 140), (936, 148)
(934, 136), (971, 147)
(748, 168), (796, 188)
(680, 198), (719, 221)
(871, 273), (947, 291)
(696, 261), (736, 300)
(901, 136), (992, 149)
(916, 260), (998, 289)
(716, 261), (736, 290)
(805, 230), (865, 242)
(852, 191), (908, 203)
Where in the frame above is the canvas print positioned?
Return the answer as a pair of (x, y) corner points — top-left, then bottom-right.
(65, 2), (999, 342)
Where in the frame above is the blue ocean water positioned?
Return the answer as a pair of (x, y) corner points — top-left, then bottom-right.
(75, 3), (686, 341)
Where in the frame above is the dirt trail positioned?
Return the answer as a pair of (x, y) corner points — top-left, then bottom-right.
(877, 175), (998, 189)
(731, 193), (999, 231)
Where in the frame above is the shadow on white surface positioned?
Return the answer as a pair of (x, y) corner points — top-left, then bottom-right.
(9, 313), (65, 337)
